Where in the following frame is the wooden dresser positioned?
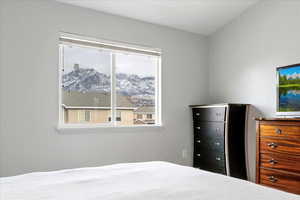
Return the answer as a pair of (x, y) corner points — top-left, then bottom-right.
(256, 118), (300, 195)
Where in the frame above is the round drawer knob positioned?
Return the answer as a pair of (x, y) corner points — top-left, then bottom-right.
(267, 142), (278, 148)
(196, 113), (200, 116)
(196, 127), (201, 130)
(269, 159), (278, 165)
(275, 129), (282, 134)
(196, 140), (201, 143)
(196, 154), (201, 157)
(216, 157), (221, 161)
(268, 176), (278, 183)
(215, 142), (220, 146)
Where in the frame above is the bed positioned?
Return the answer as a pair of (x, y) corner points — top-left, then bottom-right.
(1, 161), (299, 200)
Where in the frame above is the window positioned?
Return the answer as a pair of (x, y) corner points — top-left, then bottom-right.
(108, 110), (121, 122)
(147, 114), (152, 119)
(85, 111), (91, 121)
(116, 110), (121, 122)
(59, 33), (161, 127)
(77, 110), (91, 123)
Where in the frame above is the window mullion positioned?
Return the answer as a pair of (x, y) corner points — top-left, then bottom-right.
(155, 57), (161, 125)
(111, 53), (117, 126)
(59, 45), (64, 125)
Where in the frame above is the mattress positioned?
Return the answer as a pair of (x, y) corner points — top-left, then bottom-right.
(1, 161), (299, 200)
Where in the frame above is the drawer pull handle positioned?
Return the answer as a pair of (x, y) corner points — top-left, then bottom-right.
(196, 127), (201, 130)
(196, 140), (201, 143)
(215, 142), (220, 146)
(196, 154), (201, 157)
(267, 143), (278, 148)
(196, 113), (200, 116)
(268, 176), (278, 183)
(275, 128), (282, 134)
(216, 157), (221, 161)
(269, 159), (278, 165)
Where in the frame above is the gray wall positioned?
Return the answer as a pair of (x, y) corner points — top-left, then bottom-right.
(0, 0), (4, 177)
(209, 0), (300, 181)
(0, 0), (209, 176)
(209, 0), (300, 117)
(2, 0), (291, 180)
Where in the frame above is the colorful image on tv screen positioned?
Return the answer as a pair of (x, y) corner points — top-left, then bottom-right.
(278, 65), (300, 112)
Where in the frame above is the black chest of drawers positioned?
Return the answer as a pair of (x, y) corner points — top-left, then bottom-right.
(190, 104), (248, 180)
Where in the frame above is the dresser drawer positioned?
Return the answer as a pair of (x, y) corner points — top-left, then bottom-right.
(260, 153), (300, 174)
(194, 136), (224, 153)
(260, 138), (300, 156)
(260, 168), (300, 194)
(194, 148), (225, 162)
(260, 125), (300, 139)
(192, 107), (226, 122)
(194, 122), (225, 139)
(194, 151), (226, 174)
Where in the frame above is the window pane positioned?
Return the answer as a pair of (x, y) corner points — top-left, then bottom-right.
(137, 114), (143, 119)
(61, 44), (112, 124)
(85, 111), (91, 122)
(108, 110), (122, 122)
(115, 53), (157, 126)
(77, 111), (85, 122)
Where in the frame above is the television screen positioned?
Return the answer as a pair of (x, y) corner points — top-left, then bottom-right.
(277, 64), (300, 113)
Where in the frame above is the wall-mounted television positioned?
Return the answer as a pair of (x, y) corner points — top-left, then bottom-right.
(277, 63), (300, 116)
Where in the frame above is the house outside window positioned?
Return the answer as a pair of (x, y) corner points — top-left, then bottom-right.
(134, 106), (155, 125)
(59, 33), (161, 127)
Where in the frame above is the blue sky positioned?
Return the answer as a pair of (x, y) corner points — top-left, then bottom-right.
(278, 65), (300, 76)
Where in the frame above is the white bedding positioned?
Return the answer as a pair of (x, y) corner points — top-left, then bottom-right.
(1, 161), (299, 200)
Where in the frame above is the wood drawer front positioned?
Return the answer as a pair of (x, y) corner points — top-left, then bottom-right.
(260, 153), (300, 174)
(260, 138), (300, 156)
(260, 125), (300, 139)
(260, 168), (300, 194)
(192, 107), (226, 122)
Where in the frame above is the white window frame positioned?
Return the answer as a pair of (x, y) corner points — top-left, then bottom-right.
(57, 33), (162, 129)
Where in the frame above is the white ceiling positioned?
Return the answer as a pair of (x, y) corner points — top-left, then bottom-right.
(55, 0), (260, 35)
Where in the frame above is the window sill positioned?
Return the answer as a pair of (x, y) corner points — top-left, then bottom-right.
(56, 123), (164, 132)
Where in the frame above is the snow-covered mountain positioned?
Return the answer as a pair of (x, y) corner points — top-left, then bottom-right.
(62, 67), (155, 106)
(63, 67), (111, 93)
